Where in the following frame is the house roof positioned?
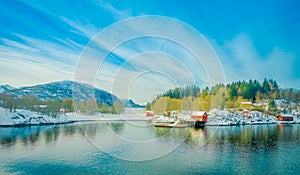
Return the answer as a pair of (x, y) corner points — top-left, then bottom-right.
(241, 102), (252, 105)
(191, 111), (207, 116)
(252, 103), (262, 106)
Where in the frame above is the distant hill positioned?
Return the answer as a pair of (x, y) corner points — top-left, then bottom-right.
(2, 81), (120, 106)
(0, 84), (15, 93)
(121, 99), (145, 108)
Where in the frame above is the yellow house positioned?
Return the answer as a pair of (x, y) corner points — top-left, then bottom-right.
(240, 102), (252, 109)
(252, 103), (263, 110)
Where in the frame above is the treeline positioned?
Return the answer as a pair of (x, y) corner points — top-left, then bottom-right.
(0, 94), (124, 115)
(162, 85), (201, 99)
(155, 78), (279, 101)
(226, 78), (279, 102)
(147, 78), (300, 114)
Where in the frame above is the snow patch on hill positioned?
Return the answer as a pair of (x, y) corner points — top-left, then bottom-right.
(0, 108), (72, 126)
(0, 84), (15, 93)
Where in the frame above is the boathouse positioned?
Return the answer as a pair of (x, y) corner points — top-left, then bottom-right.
(277, 114), (294, 121)
(191, 111), (208, 122)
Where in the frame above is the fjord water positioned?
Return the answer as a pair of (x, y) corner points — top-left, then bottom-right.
(1, 122), (300, 174)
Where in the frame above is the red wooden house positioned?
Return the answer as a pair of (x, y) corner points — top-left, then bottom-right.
(277, 114), (294, 121)
(191, 111), (208, 122)
(145, 111), (154, 117)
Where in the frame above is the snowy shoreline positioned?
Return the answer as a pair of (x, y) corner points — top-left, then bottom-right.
(0, 108), (75, 127)
(205, 109), (300, 126)
(1, 108), (299, 127)
(155, 108), (300, 127)
(205, 121), (300, 126)
(0, 108), (150, 127)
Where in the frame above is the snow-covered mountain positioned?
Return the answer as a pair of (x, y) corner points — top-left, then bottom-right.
(0, 84), (15, 93)
(120, 99), (145, 108)
(1, 81), (120, 106)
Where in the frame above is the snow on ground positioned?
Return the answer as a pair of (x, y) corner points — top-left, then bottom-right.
(1, 107), (299, 127)
(66, 107), (149, 121)
(0, 107), (150, 127)
(152, 109), (300, 126)
(0, 108), (71, 126)
(206, 108), (300, 126)
(66, 112), (149, 121)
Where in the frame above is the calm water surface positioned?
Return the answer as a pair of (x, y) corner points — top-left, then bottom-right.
(1, 121), (300, 174)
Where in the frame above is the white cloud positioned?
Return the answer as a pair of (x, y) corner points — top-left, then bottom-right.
(212, 33), (299, 87)
(74, 16), (225, 103)
(51, 36), (85, 50)
(15, 34), (80, 63)
(0, 38), (40, 52)
(0, 16), (228, 104)
(98, 0), (132, 20)
(60, 17), (100, 38)
(0, 34), (80, 87)
(0, 56), (74, 87)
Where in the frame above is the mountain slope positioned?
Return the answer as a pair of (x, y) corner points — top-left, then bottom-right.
(3, 81), (119, 106)
(0, 84), (15, 93)
(121, 99), (145, 108)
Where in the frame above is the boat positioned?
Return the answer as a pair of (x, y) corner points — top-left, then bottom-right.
(154, 119), (189, 128)
(173, 124), (188, 128)
(154, 123), (174, 128)
(153, 115), (175, 127)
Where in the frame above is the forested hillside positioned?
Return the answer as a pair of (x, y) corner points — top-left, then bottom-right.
(147, 78), (300, 114)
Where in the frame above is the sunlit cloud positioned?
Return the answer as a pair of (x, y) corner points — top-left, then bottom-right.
(0, 0), (299, 104)
(60, 17), (100, 38)
(212, 33), (299, 87)
(77, 16), (223, 103)
(0, 38), (39, 52)
(0, 55), (74, 87)
(0, 35), (78, 87)
(97, 0), (133, 20)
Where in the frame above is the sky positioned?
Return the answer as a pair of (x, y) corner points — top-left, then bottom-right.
(0, 0), (299, 103)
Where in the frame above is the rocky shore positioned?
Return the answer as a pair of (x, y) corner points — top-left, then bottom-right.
(206, 109), (299, 126)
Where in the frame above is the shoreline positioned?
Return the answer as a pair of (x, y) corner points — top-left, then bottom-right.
(206, 121), (300, 126)
(1, 118), (299, 128)
(0, 120), (76, 127)
(1, 108), (299, 128)
(0, 109), (152, 127)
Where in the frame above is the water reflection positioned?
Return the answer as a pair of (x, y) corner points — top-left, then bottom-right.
(182, 124), (299, 151)
(0, 123), (300, 151)
(154, 127), (171, 137)
(1, 122), (300, 174)
(0, 124), (82, 148)
(45, 126), (60, 143)
(0, 135), (17, 147)
(107, 122), (125, 134)
(186, 128), (208, 146)
(79, 123), (101, 137)
(200, 125), (287, 151)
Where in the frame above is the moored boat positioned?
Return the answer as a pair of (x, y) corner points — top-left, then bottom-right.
(154, 123), (174, 128)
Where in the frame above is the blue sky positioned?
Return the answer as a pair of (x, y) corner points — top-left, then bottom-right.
(0, 0), (299, 103)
